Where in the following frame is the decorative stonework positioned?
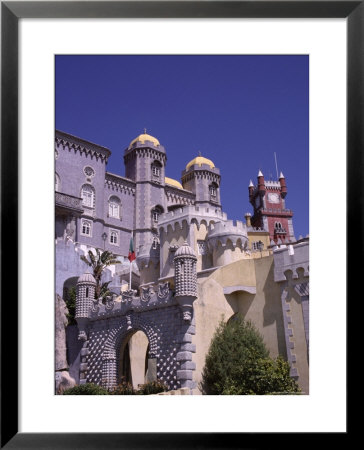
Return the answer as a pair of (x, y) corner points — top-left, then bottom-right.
(83, 166), (95, 178)
(55, 192), (84, 214)
(56, 131), (111, 163)
(75, 270), (197, 391)
(105, 172), (136, 195)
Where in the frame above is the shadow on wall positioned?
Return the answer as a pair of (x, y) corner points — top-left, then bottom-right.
(224, 291), (255, 318)
(262, 261), (287, 358)
(66, 325), (83, 384)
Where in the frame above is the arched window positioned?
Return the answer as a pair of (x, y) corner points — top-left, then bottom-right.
(152, 236), (159, 249)
(81, 184), (95, 208)
(274, 222), (282, 230)
(151, 160), (162, 181)
(209, 183), (218, 199)
(81, 219), (92, 237)
(109, 196), (121, 218)
(151, 206), (163, 224)
(55, 173), (60, 191)
(109, 229), (118, 245)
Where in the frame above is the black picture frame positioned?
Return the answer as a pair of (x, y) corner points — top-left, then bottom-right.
(1, 1), (355, 448)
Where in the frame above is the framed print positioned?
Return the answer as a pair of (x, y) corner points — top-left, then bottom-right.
(1, 0), (357, 447)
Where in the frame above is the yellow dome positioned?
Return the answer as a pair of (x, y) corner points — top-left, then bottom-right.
(129, 133), (160, 148)
(186, 155), (215, 171)
(165, 177), (183, 189)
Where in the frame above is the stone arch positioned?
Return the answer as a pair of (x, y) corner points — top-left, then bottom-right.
(190, 218), (199, 231)
(200, 219), (208, 229)
(101, 315), (160, 389)
(117, 329), (150, 388)
(62, 276), (78, 302)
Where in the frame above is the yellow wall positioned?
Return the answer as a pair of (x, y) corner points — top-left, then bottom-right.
(192, 255), (288, 392)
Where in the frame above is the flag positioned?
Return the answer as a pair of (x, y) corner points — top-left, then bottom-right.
(128, 234), (136, 262)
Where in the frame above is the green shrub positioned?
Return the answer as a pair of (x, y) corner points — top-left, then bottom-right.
(109, 381), (136, 395)
(201, 315), (300, 395)
(62, 383), (109, 395)
(137, 380), (168, 395)
(65, 286), (77, 326)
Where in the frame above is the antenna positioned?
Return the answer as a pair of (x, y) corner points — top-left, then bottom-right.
(274, 152), (279, 180)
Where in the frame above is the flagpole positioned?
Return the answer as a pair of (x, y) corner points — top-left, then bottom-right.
(129, 233), (132, 290)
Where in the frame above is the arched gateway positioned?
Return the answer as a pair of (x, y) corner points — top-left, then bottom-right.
(75, 242), (198, 391)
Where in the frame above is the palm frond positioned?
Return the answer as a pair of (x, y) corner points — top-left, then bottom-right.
(100, 281), (112, 299)
(88, 250), (96, 266)
(80, 255), (92, 266)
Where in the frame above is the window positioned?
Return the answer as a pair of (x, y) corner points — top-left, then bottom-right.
(152, 210), (159, 222)
(151, 206), (163, 224)
(81, 185), (95, 208)
(274, 222), (286, 234)
(152, 166), (160, 176)
(81, 219), (92, 236)
(55, 173), (60, 191)
(152, 237), (159, 249)
(197, 240), (207, 255)
(252, 241), (264, 251)
(209, 183), (218, 198)
(151, 161), (162, 181)
(109, 196), (121, 218)
(83, 166), (95, 178)
(109, 230), (118, 245)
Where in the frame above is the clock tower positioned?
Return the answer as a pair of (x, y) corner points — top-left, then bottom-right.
(248, 170), (295, 243)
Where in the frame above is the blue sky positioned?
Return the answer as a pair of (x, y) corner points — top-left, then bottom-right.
(56, 55), (309, 238)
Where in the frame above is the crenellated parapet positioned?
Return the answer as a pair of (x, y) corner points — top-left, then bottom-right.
(124, 144), (166, 166)
(55, 130), (111, 163)
(206, 220), (248, 250)
(182, 166), (221, 184)
(273, 239), (309, 282)
(105, 172), (136, 195)
(165, 185), (195, 208)
(158, 205), (227, 233)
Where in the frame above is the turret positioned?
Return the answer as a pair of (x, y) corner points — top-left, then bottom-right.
(75, 272), (96, 341)
(123, 131), (166, 254)
(174, 242), (197, 323)
(257, 170), (266, 194)
(279, 172), (287, 198)
(181, 154), (221, 209)
(248, 180), (254, 200)
(245, 212), (252, 227)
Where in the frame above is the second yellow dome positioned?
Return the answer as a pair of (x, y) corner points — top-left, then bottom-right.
(186, 155), (215, 171)
(129, 133), (160, 148)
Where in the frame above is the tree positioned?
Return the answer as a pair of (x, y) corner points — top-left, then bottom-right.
(201, 315), (300, 395)
(64, 286), (77, 325)
(80, 249), (119, 300)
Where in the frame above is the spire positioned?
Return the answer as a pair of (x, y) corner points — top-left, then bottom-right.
(249, 180), (254, 187)
(143, 128), (147, 134)
(279, 171), (285, 179)
(258, 169), (263, 177)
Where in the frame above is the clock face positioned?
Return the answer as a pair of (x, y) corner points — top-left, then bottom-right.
(268, 192), (280, 204)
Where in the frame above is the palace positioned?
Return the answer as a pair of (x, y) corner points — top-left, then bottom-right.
(55, 130), (309, 394)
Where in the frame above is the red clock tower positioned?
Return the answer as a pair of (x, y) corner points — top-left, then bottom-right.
(248, 170), (295, 243)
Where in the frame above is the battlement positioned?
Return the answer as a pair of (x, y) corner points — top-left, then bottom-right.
(158, 206), (227, 233)
(207, 219), (248, 252)
(160, 205), (226, 223)
(265, 180), (281, 188)
(124, 140), (166, 155)
(207, 219), (247, 237)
